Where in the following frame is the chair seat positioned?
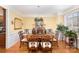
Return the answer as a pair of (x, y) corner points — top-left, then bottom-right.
(21, 38), (27, 42)
(53, 38), (57, 41)
(23, 34), (27, 36)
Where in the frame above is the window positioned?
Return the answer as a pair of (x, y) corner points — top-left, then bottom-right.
(64, 10), (79, 34)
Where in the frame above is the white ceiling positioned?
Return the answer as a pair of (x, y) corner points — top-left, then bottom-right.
(11, 5), (73, 17)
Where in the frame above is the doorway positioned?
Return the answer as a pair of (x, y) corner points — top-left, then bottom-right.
(0, 6), (6, 48)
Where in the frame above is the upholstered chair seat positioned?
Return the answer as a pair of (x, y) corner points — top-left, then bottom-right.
(53, 38), (57, 41)
(21, 38), (27, 42)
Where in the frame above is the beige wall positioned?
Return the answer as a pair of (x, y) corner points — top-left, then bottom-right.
(10, 10), (24, 33)
(22, 17), (35, 29)
(8, 7), (64, 33)
(22, 16), (64, 32)
(10, 15), (64, 32)
(6, 6), (24, 48)
(57, 15), (64, 25)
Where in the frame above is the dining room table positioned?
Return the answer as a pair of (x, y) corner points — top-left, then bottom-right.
(23, 33), (58, 52)
(24, 34), (54, 41)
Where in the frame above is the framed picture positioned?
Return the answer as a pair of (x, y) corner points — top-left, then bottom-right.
(14, 17), (23, 30)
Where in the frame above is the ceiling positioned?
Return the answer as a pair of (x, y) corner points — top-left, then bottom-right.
(11, 5), (73, 17)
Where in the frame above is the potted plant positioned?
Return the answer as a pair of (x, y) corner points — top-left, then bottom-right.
(57, 24), (68, 33)
(65, 30), (77, 40)
(64, 30), (77, 46)
(56, 24), (68, 40)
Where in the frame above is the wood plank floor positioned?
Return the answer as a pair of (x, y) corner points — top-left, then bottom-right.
(0, 40), (79, 53)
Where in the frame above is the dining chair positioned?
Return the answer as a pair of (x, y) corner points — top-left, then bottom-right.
(27, 35), (39, 52)
(37, 27), (46, 34)
(54, 31), (59, 47)
(24, 29), (29, 34)
(18, 31), (28, 48)
(41, 35), (53, 52)
(32, 28), (37, 34)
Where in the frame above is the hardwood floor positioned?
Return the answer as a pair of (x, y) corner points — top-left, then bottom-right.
(0, 40), (79, 53)
(52, 41), (79, 53)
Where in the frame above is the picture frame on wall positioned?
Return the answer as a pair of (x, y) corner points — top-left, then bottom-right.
(14, 17), (23, 30)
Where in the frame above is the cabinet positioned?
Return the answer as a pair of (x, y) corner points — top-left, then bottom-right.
(0, 7), (6, 48)
(0, 34), (5, 48)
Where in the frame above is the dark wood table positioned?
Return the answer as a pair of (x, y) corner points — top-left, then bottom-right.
(26, 34), (54, 41)
(23, 34), (56, 52)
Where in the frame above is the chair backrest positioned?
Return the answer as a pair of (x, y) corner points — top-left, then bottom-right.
(29, 42), (39, 48)
(18, 31), (24, 41)
(42, 42), (52, 48)
(46, 29), (53, 34)
(28, 35), (39, 48)
(32, 28), (37, 34)
(37, 27), (46, 34)
(28, 29), (32, 34)
(24, 29), (29, 34)
(41, 35), (52, 48)
(55, 30), (59, 40)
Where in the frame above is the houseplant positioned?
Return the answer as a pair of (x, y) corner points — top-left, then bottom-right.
(64, 30), (77, 41)
(64, 30), (77, 47)
(56, 24), (68, 40)
(56, 24), (68, 33)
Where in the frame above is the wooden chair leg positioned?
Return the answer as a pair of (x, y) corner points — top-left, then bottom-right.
(19, 42), (22, 48)
(56, 44), (58, 47)
(19, 43), (21, 48)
